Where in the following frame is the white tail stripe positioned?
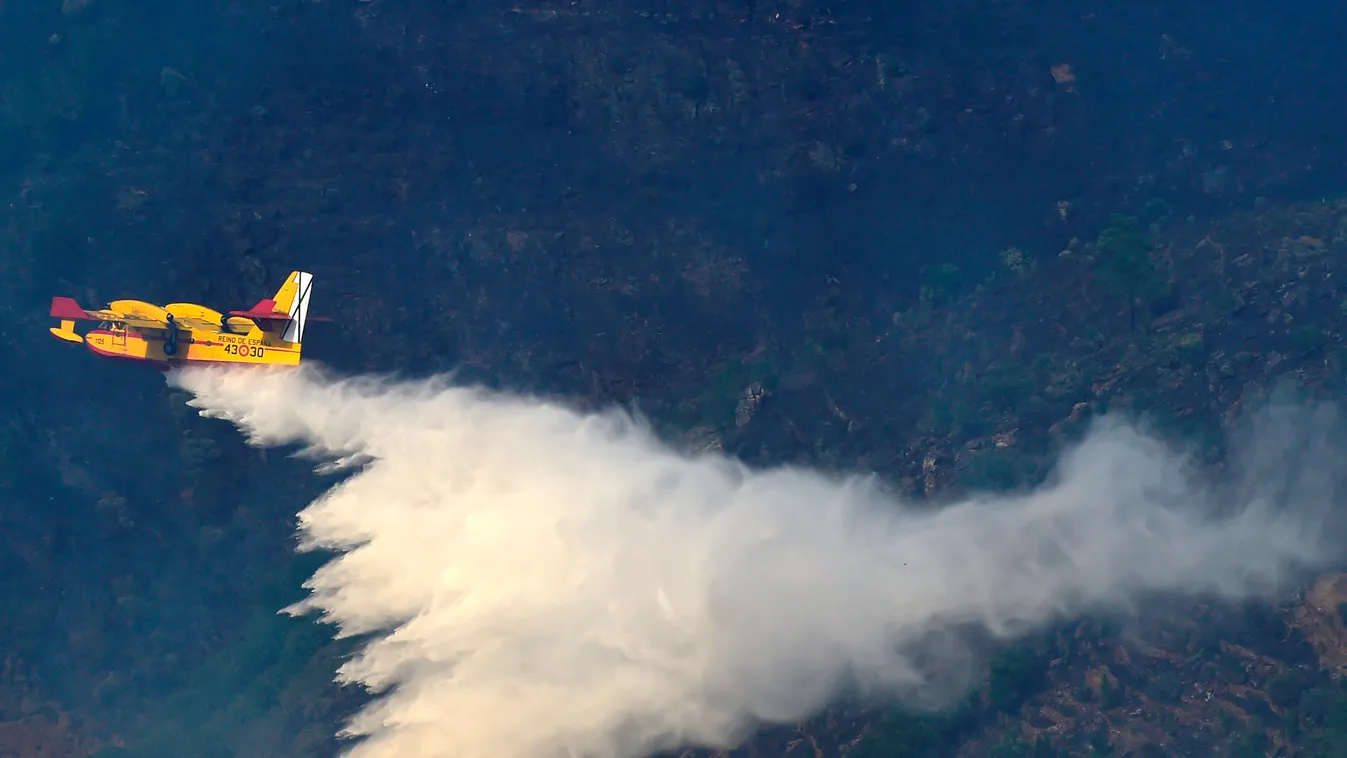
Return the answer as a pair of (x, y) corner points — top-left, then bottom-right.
(283, 271), (314, 343)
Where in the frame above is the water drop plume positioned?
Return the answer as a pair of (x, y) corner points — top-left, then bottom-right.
(168, 364), (1346, 758)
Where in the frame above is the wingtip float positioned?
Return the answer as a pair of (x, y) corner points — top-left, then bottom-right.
(48, 270), (332, 371)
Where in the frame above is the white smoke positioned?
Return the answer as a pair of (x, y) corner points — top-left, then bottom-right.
(168, 364), (1345, 758)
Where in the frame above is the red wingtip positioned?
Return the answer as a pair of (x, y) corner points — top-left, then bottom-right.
(50, 296), (88, 320)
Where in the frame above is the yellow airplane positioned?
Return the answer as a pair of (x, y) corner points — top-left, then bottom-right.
(48, 270), (326, 370)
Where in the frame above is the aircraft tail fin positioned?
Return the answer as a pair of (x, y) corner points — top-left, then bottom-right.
(48, 297), (89, 344)
(229, 271), (315, 344)
(274, 270), (313, 344)
(50, 320), (84, 344)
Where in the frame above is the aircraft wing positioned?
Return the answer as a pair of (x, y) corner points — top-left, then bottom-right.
(175, 316), (224, 332)
(50, 297), (169, 330)
(112, 313), (172, 329)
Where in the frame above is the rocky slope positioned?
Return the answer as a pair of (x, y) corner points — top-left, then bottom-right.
(5, 2), (1347, 757)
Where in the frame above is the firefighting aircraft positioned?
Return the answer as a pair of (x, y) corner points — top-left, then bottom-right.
(48, 270), (324, 370)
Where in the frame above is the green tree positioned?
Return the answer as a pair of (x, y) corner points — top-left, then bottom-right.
(990, 734), (1031, 758)
(1266, 671), (1306, 709)
(1099, 675), (1124, 710)
(921, 263), (964, 305)
(1230, 729), (1267, 758)
(960, 448), (1041, 492)
(1094, 213), (1159, 331)
(988, 646), (1049, 711)
(1087, 723), (1114, 756)
(850, 709), (953, 758)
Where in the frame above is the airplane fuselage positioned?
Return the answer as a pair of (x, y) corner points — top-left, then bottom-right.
(49, 271), (317, 371)
(82, 322), (301, 371)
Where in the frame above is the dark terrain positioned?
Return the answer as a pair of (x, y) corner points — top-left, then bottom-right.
(4, 1), (1347, 757)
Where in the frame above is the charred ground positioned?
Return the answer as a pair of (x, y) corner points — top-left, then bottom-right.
(4, 1), (1347, 757)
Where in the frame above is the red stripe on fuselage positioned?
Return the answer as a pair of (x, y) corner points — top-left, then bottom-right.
(82, 330), (291, 371)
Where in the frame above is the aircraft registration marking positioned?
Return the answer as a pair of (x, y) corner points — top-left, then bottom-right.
(223, 342), (266, 358)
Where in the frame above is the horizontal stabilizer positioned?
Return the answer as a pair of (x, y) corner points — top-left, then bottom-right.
(50, 297), (93, 320)
(228, 299), (286, 320)
(229, 297), (291, 331)
(228, 309), (290, 321)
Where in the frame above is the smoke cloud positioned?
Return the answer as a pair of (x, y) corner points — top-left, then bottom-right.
(169, 364), (1345, 758)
